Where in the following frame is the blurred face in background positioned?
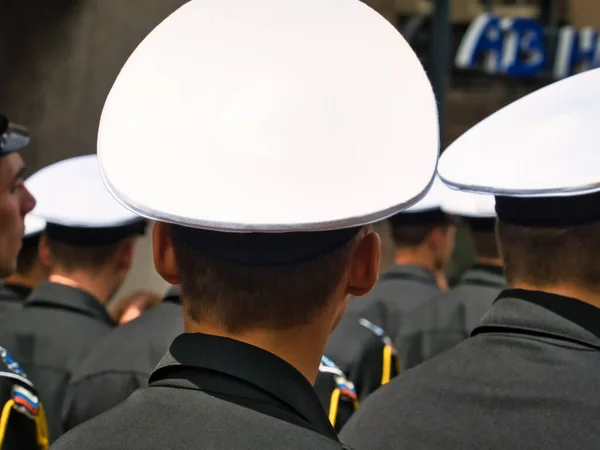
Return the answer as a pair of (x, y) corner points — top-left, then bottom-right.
(0, 153), (36, 277)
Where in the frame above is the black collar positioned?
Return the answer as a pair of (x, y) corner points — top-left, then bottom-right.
(472, 289), (600, 350)
(25, 282), (114, 326)
(163, 285), (181, 304)
(149, 333), (338, 441)
(460, 264), (505, 289)
(380, 264), (439, 286)
(0, 283), (32, 302)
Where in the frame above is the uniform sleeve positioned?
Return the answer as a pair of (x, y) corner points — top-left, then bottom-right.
(350, 319), (400, 401)
(0, 347), (48, 450)
(62, 372), (147, 432)
(353, 335), (400, 400)
(314, 359), (358, 433)
(328, 386), (357, 433)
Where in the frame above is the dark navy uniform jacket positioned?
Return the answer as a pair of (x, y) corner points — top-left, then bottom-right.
(393, 264), (505, 369)
(0, 282), (114, 442)
(314, 356), (357, 433)
(346, 265), (441, 342)
(325, 316), (400, 400)
(53, 333), (351, 449)
(64, 285), (362, 437)
(62, 286), (181, 431)
(341, 289), (600, 450)
(0, 283), (31, 317)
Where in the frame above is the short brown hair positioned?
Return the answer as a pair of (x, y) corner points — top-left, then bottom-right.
(391, 220), (452, 248)
(169, 225), (369, 333)
(47, 239), (122, 272)
(496, 220), (600, 289)
(471, 230), (500, 260)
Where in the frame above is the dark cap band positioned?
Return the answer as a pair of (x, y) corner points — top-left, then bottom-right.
(495, 191), (600, 227)
(462, 216), (496, 232)
(172, 225), (362, 266)
(46, 219), (147, 246)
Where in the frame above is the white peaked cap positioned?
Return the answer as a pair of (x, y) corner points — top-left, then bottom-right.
(26, 155), (143, 228)
(23, 215), (46, 238)
(438, 68), (600, 197)
(402, 176), (451, 213)
(440, 188), (496, 218)
(98, 0), (440, 232)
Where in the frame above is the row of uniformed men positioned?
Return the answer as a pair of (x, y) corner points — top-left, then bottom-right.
(0, 120), (499, 443)
(1, 0), (600, 448)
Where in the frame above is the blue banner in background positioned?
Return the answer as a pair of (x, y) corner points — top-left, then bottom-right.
(455, 13), (600, 79)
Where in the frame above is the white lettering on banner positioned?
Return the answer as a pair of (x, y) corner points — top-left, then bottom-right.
(456, 13), (600, 79)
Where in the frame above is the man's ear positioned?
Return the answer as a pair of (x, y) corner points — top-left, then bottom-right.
(38, 233), (52, 269)
(347, 231), (381, 297)
(153, 222), (179, 285)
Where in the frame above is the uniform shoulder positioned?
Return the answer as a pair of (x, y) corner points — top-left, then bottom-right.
(0, 345), (33, 387)
(0, 346), (44, 429)
(54, 386), (348, 450)
(0, 284), (25, 306)
(318, 356), (357, 400)
(345, 335), (478, 422)
(70, 306), (181, 382)
(357, 318), (394, 347)
(68, 327), (134, 382)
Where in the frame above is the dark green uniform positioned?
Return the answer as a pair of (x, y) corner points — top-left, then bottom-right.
(62, 286), (181, 431)
(0, 284), (31, 316)
(394, 264), (505, 369)
(53, 334), (350, 449)
(0, 282), (114, 442)
(341, 289), (600, 450)
(346, 265), (441, 341)
(325, 316), (400, 400)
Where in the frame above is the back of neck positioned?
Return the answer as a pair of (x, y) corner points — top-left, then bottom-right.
(49, 273), (112, 305)
(394, 249), (449, 291)
(394, 248), (435, 273)
(183, 314), (330, 384)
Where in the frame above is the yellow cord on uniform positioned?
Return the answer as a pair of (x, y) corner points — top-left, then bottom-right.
(328, 388), (341, 428)
(0, 399), (16, 448)
(35, 403), (49, 450)
(381, 344), (392, 385)
(0, 399), (48, 450)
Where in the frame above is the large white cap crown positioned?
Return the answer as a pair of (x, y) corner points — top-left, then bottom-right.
(98, 0), (440, 232)
(438, 68), (600, 197)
